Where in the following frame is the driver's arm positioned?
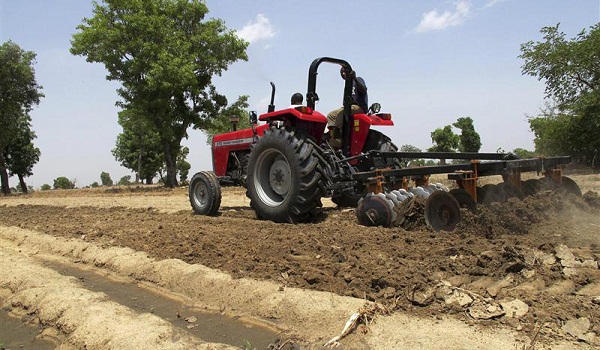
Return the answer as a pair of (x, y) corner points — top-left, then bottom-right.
(354, 76), (367, 94)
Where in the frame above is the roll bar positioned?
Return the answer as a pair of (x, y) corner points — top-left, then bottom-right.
(306, 57), (355, 155)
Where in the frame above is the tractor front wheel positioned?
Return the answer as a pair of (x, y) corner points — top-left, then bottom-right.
(246, 127), (325, 223)
(189, 171), (222, 216)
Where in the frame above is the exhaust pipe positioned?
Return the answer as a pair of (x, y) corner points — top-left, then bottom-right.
(268, 82), (276, 113)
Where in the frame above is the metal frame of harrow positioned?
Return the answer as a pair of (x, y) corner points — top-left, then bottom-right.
(353, 152), (572, 202)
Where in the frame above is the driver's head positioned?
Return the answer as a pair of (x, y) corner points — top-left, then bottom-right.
(290, 92), (303, 105)
(340, 67), (355, 80)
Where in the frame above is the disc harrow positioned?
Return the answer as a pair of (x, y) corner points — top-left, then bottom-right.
(356, 181), (461, 232)
(353, 153), (581, 231)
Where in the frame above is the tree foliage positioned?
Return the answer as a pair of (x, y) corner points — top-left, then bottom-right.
(53, 177), (74, 190)
(176, 146), (191, 184)
(428, 125), (460, 153)
(512, 148), (536, 159)
(428, 125), (459, 164)
(40, 184), (51, 191)
(112, 108), (194, 185)
(202, 95), (251, 144)
(520, 24), (600, 167)
(118, 175), (132, 186)
(112, 108), (163, 184)
(453, 117), (481, 153)
(3, 114), (41, 193)
(0, 41), (43, 194)
(100, 171), (113, 186)
(398, 144), (426, 167)
(521, 23), (600, 107)
(71, 0), (248, 187)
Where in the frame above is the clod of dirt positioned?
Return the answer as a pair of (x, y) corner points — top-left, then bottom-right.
(562, 317), (591, 340)
(486, 275), (514, 297)
(544, 280), (577, 296)
(575, 282), (600, 296)
(408, 284), (435, 306)
(468, 302), (505, 320)
(499, 298), (529, 318)
(555, 244), (578, 268)
(583, 191), (600, 208)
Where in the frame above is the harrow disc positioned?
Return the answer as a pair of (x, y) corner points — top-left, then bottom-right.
(521, 179), (538, 197)
(449, 188), (477, 212)
(476, 186), (487, 204)
(498, 182), (524, 200)
(481, 184), (500, 204)
(424, 190), (461, 232)
(356, 193), (397, 227)
(556, 176), (582, 196)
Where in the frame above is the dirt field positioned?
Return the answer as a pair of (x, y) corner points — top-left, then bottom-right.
(1, 173), (599, 349)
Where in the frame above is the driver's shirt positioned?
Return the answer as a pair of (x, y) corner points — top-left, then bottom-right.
(352, 77), (368, 112)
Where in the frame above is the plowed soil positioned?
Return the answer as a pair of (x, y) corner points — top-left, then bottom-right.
(1, 175), (600, 348)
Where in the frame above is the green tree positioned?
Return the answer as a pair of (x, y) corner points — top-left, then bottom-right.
(428, 126), (459, 152)
(428, 125), (459, 164)
(71, 0), (248, 187)
(3, 114), (41, 193)
(399, 144), (426, 167)
(176, 146), (191, 185)
(113, 108), (195, 185)
(203, 96), (251, 144)
(90, 181), (99, 188)
(452, 117), (481, 153)
(512, 148), (536, 159)
(0, 41), (44, 194)
(100, 171), (113, 186)
(112, 108), (163, 184)
(118, 175), (132, 186)
(520, 23), (600, 166)
(40, 184), (51, 191)
(53, 177), (74, 190)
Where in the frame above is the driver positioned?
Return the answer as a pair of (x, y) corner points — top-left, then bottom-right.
(289, 92), (303, 108)
(327, 67), (368, 148)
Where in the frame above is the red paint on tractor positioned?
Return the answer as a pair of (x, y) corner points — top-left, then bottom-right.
(212, 124), (269, 176)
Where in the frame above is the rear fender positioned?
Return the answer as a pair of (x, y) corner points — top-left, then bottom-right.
(259, 107), (328, 142)
(212, 124), (269, 176)
(350, 113), (394, 161)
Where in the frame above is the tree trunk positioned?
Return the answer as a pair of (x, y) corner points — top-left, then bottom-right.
(162, 141), (178, 188)
(0, 151), (10, 195)
(136, 147), (143, 184)
(18, 174), (28, 194)
(145, 176), (153, 185)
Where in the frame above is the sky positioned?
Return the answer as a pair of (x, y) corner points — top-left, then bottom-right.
(1, 0), (599, 189)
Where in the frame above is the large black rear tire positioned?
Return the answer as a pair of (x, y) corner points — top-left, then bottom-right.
(246, 127), (325, 223)
(332, 130), (401, 208)
(356, 129), (401, 171)
(189, 171), (221, 216)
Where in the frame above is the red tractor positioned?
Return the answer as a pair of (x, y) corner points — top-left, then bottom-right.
(190, 57), (400, 222)
(189, 57), (578, 230)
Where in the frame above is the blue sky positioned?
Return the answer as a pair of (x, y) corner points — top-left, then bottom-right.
(1, 0), (599, 188)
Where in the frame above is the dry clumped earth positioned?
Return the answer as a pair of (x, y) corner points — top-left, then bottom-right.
(1, 172), (599, 349)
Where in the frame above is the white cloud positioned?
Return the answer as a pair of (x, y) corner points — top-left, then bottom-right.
(415, 0), (471, 33)
(483, 0), (509, 9)
(237, 14), (276, 44)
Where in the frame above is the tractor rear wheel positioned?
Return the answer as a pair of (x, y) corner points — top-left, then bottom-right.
(356, 129), (401, 171)
(333, 130), (401, 208)
(246, 127), (325, 223)
(189, 171), (221, 216)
